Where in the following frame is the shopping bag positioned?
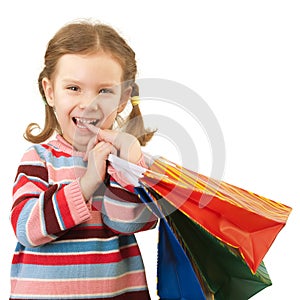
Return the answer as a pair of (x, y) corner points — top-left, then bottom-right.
(138, 186), (272, 300)
(139, 156), (292, 272)
(136, 186), (206, 300)
(108, 154), (291, 298)
(163, 197), (272, 299)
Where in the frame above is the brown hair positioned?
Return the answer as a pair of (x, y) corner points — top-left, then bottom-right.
(24, 20), (155, 146)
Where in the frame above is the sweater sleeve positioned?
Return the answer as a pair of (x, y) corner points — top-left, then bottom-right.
(106, 153), (148, 188)
(10, 146), (91, 247)
(103, 153), (157, 234)
(102, 180), (157, 235)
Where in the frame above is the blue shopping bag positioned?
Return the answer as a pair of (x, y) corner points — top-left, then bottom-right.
(135, 186), (205, 300)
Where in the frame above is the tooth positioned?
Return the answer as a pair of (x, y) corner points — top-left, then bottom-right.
(75, 118), (96, 123)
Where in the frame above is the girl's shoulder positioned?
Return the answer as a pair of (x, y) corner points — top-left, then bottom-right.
(22, 137), (65, 163)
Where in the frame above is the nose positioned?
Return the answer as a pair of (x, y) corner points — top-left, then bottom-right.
(78, 94), (99, 111)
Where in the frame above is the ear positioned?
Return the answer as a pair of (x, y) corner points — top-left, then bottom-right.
(42, 77), (55, 107)
(118, 86), (132, 113)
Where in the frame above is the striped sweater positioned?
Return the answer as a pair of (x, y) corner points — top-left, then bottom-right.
(10, 135), (156, 300)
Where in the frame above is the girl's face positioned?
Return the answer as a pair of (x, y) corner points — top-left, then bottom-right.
(42, 52), (131, 152)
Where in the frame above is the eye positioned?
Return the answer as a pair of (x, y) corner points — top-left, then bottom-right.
(99, 88), (113, 94)
(67, 86), (80, 92)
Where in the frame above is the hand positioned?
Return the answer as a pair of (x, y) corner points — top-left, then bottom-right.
(80, 140), (117, 201)
(84, 123), (142, 164)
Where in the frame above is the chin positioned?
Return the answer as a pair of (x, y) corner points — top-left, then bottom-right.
(71, 136), (89, 152)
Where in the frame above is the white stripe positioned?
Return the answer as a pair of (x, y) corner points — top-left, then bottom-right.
(11, 269), (143, 282)
(15, 243), (137, 256)
(51, 236), (119, 243)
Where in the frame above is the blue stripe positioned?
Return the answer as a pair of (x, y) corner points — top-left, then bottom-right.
(102, 197), (153, 234)
(102, 215), (148, 234)
(39, 193), (48, 238)
(16, 200), (37, 247)
(48, 155), (86, 169)
(15, 235), (137, 254)
(14, 173), (48, 189)
(11, 256), (144, 279)
(48, 158), (85, 169)
(33, 144), (48, 158)
(33, 144), (87, 169)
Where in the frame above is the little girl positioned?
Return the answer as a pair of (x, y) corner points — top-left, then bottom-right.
(10, 20), (157, 300)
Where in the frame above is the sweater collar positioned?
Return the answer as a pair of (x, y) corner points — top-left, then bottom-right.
(50, 135), (86, 157)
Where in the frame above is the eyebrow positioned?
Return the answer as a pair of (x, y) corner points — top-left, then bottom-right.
(61, 78), (121, 88)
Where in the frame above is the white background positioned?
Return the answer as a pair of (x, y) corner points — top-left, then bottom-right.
(0, 0), (299, 299)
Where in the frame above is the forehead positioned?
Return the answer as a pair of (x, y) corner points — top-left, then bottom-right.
(55, 52), (123, 84)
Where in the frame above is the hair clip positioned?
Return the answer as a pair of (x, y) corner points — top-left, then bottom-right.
(131, 96), (140, 107)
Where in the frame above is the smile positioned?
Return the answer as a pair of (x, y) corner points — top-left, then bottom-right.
(72, 117), (99, 128)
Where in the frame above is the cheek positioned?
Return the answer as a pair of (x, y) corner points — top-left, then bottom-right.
(54, 92), (75, 114)
(56, 105), (73, 124)
(101, 98), (120, 116)
(99, 102), (120, 128)
(102, 111), (118, 127)
(55, 111), (70, 132)
(53, 101), (75, 127)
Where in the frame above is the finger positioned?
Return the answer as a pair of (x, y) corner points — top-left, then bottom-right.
(97, 129), (118, 146)
(93, 142), (116, 161)
(83, 135), (99, 161)
(110, 145), (118, 157)
(84, 123), (119, 149)
(84, 123), (101, 136)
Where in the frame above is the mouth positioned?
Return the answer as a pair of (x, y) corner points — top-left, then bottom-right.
(72, 117), (99, 129)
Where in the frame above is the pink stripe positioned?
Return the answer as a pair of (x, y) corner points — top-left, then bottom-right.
(104, 199), (145, 222)
(47, 164), (86, 182)
(87, 211), (103, 224)
(11, 271), (147, 296)
(63, 180), (91, 225)
(13, 181), (42, 202)
(27, 201), (54, 246)
(22, 148), (42, 161)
